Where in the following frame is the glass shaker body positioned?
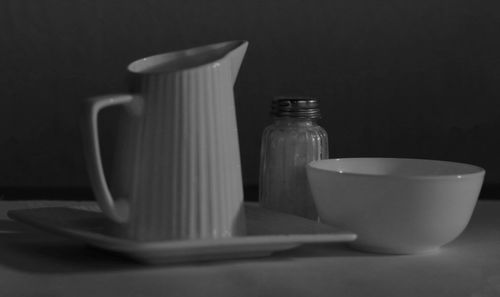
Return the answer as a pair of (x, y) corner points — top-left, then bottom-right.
(259, 116), (328, 220)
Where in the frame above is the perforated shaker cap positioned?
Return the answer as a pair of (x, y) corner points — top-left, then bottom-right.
(271, 96), (321, 119)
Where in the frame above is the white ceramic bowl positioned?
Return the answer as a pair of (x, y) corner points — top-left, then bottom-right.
(306, 158), (485, 254)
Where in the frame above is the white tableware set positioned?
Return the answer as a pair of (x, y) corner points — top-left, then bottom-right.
(8, 40), (486, 263)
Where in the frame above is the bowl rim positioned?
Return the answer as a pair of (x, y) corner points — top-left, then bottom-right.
(307, 157), (485, 180)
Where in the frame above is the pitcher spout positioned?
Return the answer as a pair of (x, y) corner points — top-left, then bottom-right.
(127, 40), (248, 82)
(226, 41), (248, 85)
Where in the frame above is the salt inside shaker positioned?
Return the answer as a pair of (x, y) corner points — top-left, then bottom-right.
(259, 97), (329, 220)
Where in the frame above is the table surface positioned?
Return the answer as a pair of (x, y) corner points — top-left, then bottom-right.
(0, 200), (499, 297)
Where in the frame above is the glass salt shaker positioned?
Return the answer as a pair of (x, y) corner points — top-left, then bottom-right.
(259, 97), (329, 220)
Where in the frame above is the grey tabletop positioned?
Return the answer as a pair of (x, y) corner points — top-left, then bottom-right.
(0, 200), (499, 297)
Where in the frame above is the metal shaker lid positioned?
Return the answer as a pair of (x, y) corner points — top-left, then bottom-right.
(271, 96), (321, 119)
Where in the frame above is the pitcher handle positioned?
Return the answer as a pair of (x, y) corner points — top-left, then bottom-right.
(82, 94), (142, 223)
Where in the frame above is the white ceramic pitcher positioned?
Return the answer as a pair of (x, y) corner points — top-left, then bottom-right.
(82, 40), (248, 241)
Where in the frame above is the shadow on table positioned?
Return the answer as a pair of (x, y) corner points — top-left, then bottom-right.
(0, 219), (389, 274)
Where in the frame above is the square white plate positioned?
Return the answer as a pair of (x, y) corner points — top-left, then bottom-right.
(8, 203), (356, 264)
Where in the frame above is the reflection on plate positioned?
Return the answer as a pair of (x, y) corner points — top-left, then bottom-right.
(8, 203), (356, 264)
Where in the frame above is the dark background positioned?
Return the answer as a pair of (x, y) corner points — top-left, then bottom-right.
(1, 0), (499, 199)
